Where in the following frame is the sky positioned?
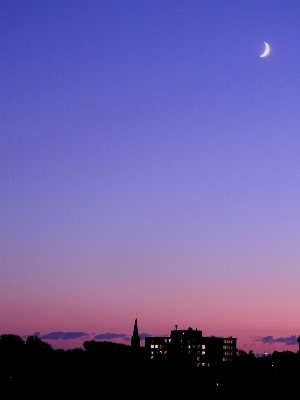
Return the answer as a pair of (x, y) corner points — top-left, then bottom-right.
(1, 0), (299, 353)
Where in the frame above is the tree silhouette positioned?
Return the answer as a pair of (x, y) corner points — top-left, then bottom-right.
(25, 335), (53, 354)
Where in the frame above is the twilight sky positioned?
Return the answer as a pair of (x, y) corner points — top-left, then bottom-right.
(1, 0), (299, 353)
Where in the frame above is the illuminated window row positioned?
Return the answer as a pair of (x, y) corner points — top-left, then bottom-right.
(223, 356), (233, 362)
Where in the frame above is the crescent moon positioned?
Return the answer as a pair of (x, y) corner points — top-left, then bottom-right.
(260, 42), (270, 57)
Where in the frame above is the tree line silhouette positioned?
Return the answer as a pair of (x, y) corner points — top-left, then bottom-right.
(1, 334), (299, 399)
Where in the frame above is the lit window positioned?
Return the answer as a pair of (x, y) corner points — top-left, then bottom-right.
(202, 351), (205, 355)
(155, 345), (158, 348)
(150, 345), (154, 348)
(202, 345), (205, 349)
(202, 363), (205, 367)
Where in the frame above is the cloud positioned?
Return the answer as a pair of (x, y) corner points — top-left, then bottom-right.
(93, 333), (128, 340)
(139, 333), (152, 340)
(40, 332), (89, 340)
(254, 335), (298, 346)
(32, 332), (41, 337)
(123, 332), (152, 342)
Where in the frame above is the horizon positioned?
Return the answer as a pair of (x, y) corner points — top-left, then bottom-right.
(3, 323), (299, 354)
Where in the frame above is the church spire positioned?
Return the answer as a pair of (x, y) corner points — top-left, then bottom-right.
(131, 318), (140, 349)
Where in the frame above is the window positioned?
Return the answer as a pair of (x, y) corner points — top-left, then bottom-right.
(202, 345), (205, 349)
(202, 351), (205, 355)
(150, 345), (154, 348)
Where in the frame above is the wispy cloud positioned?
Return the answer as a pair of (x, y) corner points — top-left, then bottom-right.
(139, 332), (152, 340)
(254, 335), (298, 346)
(93, 333), (128, 340)
(123, 332), (152, 341)
(40, 332), (89, 340)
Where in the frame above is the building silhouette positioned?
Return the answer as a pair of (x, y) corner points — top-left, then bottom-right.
(144, 326), (236, 367)
(131, 318), (140, 350)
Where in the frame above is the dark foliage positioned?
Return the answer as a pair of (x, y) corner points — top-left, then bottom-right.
(0, 334), (299, 399)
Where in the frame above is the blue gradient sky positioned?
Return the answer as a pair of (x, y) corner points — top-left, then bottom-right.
(1, 1), (299, 352)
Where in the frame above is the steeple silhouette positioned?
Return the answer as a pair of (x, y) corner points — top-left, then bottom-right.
(131, 318), (140, 349)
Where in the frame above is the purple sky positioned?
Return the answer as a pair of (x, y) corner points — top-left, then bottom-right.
(1, 0), (299, 353)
